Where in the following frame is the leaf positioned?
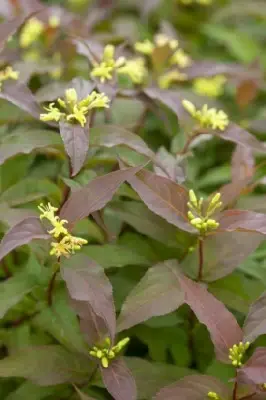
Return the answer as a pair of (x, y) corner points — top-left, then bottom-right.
(0, 81), (42, 119)
(236, 80), (259, 108)
(154, 147), (185, 183)
(0, 16), (26, 51)
(0, 129), (61, 165)
(61, 254), (116, 343)
(215, 123), (266, 153)
(83, 244), (151, 268)
(0, 178), (60, 206)
(0, 203), (37, 228)
(59, 121), (89, 177)
(127, 169), (194, 233)
(183, 232), (264, 281)
(144, 88), (186, 120)
(75, 386), (96, 400)
(101, 358), (137, 400)
(117, 260), (184, 332)
(178, 274), (243, 362)
(0, 345), (91, 385)
(239, 348), (266, 385)
(124, 357), (193, 399)
(243, 291), (266, 343)
(0, 217), (49, 262)
(218, 210), (266, 234)
(90, 125), (155, 160)
(154, 375), (230, 400)
(60, 165), (144, 226)
(231, 144), (256, 180)
(219, 178), (251, 208)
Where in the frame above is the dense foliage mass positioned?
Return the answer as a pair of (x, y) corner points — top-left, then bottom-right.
(1, 0), (266, 398)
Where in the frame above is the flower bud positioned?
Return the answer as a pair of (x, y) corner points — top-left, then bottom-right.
(182, 100), (196, 116)
(189, 189), (198, 207)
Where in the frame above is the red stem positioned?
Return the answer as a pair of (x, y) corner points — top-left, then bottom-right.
(197, 239), (204, 281)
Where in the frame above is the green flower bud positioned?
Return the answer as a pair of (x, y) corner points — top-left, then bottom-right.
(210, 192), (221, 205)
(101, 356), (109, 368)
(189, 189), (198, 207)
(188, 211), (195, 220)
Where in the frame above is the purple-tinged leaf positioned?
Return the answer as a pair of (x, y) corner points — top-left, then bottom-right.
(185, 61), (261, 80)
(243, 291), (266, 343)
(60, 165), (144, 226)
(70, 78), (96, 101)
(218, 210), (266, 234)
(0, 15), (26, 51)
(101, 358), (137, 400)
(178, 274), (243, 362)
(154, 147), (185, 183)
(0, 217), (49, 262)
(35, 82), (69, 102)
(218, 178), (251, 208)
(214, 123), (266, 153)
(144, 88), (186, 120)
(236, 80), (259, 108)
(70, 299), (109, 347)
(75, 386), (96, 400)
(0, 81), (42, 119)
(239, 348), (266, 385)
(117, 260), (184, 332)
(232, 145), (255, 183)
(90, 125), (155, 160)
(154, 374), (230, 400)
(61, 254), (116, 343)
(0, 345), (92, 385)
(183, 232), (264, 282)
(127, 169), (194, 233)
(0, 203), (37, 227)
(0, 129), (61, 165)
(59, 121), (89, 177)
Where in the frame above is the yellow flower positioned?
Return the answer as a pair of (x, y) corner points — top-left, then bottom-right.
(170, 49), (191, 68)
(134, 39), (155, 55)
(40, 103), (63, 122)
(158, 70), (187, 89)
(40, 88), (110, 126)
(154, 34), (178, 50)
(89, 337), (130, 368)
(208, 393), (220, 400)
(193, 75), (226, 97)
(91, 44), (126, 83)
(182, 100), (229, 131)
(187, 191), (221, 234)
(229, 342), (250, 367)
(38, 202), (88, 258)
(117, 58), (147, 84)
(20, 18), (45, 48)
(0, 66), (19, 89)
(49, 16), (60, 28)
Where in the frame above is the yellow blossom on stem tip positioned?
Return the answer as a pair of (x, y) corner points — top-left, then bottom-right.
(158, 70), (187, 89)
(38, 202), (88, 258)
(208, 392), (220, 400)
(229, 342), (250, 367)
(187, 191), (221, 234)
(182, 100), (229, 131)
(0, 66), (19, 89)
(193, 75), (226, 98)
(40, 88), (110, 127)
(170, 48), (191, 68)
(20, 18), (45, 48)
(134, 39), (155, 55)
(89, 337), (130, 368)
(117, 58), (147, 84)
(91, 44), (126, 83)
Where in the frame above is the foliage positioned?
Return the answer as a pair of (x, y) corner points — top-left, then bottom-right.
(0, 0), (266, 399)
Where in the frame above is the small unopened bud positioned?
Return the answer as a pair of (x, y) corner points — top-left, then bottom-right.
(104, 44), (115, 61)
(190, 218), (202, 226)
(210, 192), (221, 205)
(189, 189), (198, 207)
(101, 356), (109, 368)
(182, 99), (196, 116)
(207, 219), (219, 229)
(188, 211), (195, 220)
(96, 350), (103, 358)
(65, 88), (78, 105)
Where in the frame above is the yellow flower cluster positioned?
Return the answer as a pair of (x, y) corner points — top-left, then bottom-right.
(229, 341), (250, 367)
(135, 34), (191, 89)
(40, 88), (110, 127)
(0, 66), (19, 89)
(182, 100), (229, 131)
(91, 44), (147, 85)
(193, 75), (226, 97)
(89, 337), (130, 368)
(208, 392), (220, 400)
(117, 58), (147, 84)
(20, 16), (60, 48)
(179, 0), (213, 5)
(187, 190), (221, 234)
(38, 203), (88, 258)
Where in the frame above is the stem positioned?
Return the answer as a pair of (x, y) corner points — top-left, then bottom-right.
(238, 392), (257, 400)
(197, 238), (204, 282)
(232, 376), (238, 400)
(1, 259), (11, 278)
(47, 267), (59, 307)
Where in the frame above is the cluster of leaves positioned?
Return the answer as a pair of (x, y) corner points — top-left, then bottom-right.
(1, 0), (266, 399)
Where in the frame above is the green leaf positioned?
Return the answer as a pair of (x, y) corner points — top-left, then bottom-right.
(0, 345), (92, 385)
